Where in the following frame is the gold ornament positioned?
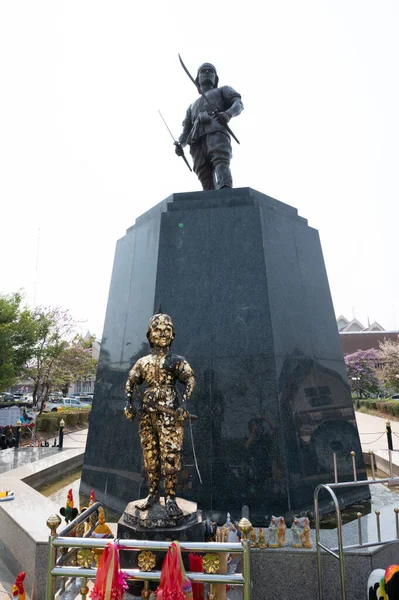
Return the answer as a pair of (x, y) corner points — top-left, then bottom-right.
(73, 521), (85, 538)
(77, 549), (93, 569)
(203, 553), (220, 574)
(300, 518), (312, 549)
(258, 528), (267, 549)
(138, 551), (156, 571)
(80, 585), (90, 597)
(141, 581), (151, 600)
(250, 527), (258, 548)
(238, 518), (252, 541)
(46, 514), (62, 536)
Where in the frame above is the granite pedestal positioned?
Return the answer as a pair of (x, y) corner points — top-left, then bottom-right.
(81, 187), (369, 524)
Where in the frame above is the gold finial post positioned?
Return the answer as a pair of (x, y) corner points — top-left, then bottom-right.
(46, 514), (62, 537)
(356, 512), (363, 545)
(46, 514), (62, 600)
(215, 527), (229, 600)
(141, 582), (151, 600)
(394, 508), (399, 539)
(333, 452), (338, 483)
(241, 526), (252, 600)
(80, 578), (89, 599)
(350, 451), (357, 482)
(375, 510), (381, 542)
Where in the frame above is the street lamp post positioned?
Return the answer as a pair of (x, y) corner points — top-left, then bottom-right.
(58, 419), (65, 449)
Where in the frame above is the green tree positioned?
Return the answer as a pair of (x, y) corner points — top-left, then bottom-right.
(378, 339), (399, 393)
(24, 307), (97, 410)
(0, 292), (38, 391)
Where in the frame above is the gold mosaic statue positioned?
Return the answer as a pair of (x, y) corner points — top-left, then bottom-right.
(125, 310), (196, 518)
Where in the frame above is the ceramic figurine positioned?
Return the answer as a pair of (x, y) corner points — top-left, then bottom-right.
(228, 522), (240, 543)
(91, 507), (113, 538)
(258, 528), (267, 549)
(368, 565), (399, 600)
(268, 517), (279, 548)
(12, 572), (26, 600)
(300, 517), (312, 549)
(250, 527), (258, 548)
(91, 507), (114, 564)
(59, 488), (79, 524)
(204, 517), (217, 542)
(291, 518), (302, 548)
(277, 517), (288, 547)
(87, 489), (99, 530)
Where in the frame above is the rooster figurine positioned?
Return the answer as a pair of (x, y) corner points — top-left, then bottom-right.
(368, 565), (399, 600)
(12, 572), (26, 600)
(88, 489), (96, 506)
(60, 488), (79, 524)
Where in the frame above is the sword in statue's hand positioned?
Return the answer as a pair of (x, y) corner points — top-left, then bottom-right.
(178, 53), (240, 145)
(158, 110), (192, 172)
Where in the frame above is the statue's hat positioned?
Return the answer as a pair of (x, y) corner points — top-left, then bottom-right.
(147, 306), (175, 347)
(195, 62), (219, 90)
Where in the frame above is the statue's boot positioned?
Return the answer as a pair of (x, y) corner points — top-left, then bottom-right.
(136, 472), (160, 511)
(164, 473), (183, 517)
(215, 162), (232, 189)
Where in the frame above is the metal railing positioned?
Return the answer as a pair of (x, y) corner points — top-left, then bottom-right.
(314, 476), (399, 600)
(46, 507), (251, 600)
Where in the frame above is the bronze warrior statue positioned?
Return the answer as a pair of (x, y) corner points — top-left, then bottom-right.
(125, 311), (195, 518)
(175, 62), (243, 190)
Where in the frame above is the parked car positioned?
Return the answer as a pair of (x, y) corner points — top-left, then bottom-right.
(75, 394), (93, 403)
(0, 393), (14, 402)
(390, 394), (399, 401)
(43, 397), (91, 412)
(20, 394), (34, 403)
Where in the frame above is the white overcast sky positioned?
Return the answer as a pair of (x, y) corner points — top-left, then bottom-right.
(1, 0), (398, 338)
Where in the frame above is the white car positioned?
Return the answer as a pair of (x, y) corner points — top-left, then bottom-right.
(20, 394), (34, 403)
(43, 397), (91, 412)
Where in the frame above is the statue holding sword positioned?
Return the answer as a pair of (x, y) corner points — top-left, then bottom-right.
(175, 58), (244, 190)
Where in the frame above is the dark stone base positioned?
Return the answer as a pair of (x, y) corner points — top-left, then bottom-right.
(117, 497), (203, 595)
(82, 187), (369, 525)
(121, 496), (201, 531)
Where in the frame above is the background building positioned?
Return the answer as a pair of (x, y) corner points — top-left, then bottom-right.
(337, 315), (399, 355)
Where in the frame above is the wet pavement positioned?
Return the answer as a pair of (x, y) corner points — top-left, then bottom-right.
(0, 446), (60, 475)
(0, 427), (88, 476)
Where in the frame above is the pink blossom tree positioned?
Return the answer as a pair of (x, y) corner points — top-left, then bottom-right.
(344, 349), (380, 399)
